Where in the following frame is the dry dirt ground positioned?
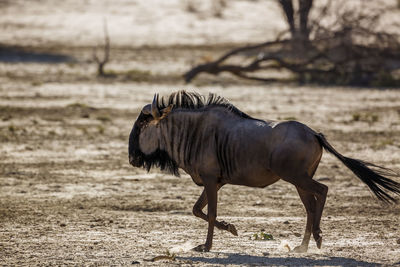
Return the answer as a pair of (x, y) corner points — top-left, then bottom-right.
(1, 1), (400, 266)
(1, 45), (400, 266)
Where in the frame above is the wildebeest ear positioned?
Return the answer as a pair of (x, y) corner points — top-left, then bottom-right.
(160, 104), (173, 119)
(151, 104), (173, 125)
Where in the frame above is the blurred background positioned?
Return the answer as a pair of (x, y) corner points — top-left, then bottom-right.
(1, 0), (400, 266)
(1, 0), (399, 86)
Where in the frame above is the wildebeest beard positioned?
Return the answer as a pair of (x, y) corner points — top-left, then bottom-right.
(137, 148), (180, 177)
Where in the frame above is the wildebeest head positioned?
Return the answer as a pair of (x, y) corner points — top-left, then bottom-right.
(128, 94), (178, 175)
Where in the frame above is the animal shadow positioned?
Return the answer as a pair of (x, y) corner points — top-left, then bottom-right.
(178, 253), (380, 266)
(0, 45), (74, 63)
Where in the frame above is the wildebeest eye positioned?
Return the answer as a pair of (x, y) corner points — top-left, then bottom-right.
(138, 115), (152, 127)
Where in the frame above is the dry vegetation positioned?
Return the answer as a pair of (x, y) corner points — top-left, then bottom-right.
(185, 0), (400, 86)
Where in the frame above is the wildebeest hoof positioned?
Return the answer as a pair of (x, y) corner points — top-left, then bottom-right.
(219, 221), (238, 236)
(292, 245), (308, 253)
(192, 244), (210, 252)
(313, 230), (322, 249)
(227, 224), (238, 236)
(316, 236), (322, 249)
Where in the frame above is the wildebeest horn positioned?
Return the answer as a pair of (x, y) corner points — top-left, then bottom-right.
(151, 94), (160, 119)
(142, 104), (151, 115)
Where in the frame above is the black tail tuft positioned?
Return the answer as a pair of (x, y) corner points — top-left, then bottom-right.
(316, 133), (400, 204)
(339, 157), (400, 203)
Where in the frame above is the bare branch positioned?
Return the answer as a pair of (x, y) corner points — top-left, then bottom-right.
(93, 19), (110, 76)
(183, 39), (290, 82)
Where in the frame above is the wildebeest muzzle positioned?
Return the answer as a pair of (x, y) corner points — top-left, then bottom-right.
(129, 154), (142, 167)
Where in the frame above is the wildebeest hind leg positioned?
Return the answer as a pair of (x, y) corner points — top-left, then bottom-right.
(292, 187), (316, 253)
(291, 177), (328, 250)
(281, 173), (328, 251)
(192, 184), (238, 236)
(310, 180), (328, 249)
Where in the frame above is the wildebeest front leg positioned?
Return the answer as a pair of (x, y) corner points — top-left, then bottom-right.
(192, 185), (238, 236)
(193, 180), (219, 252)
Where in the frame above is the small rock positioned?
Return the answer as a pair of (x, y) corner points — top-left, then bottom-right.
(283, 221), (290, 224)
(59, 223), (66, 227)
(131, 260), (140, 264)
(253, 200), (264, 206)
(396, 238), (400, 245)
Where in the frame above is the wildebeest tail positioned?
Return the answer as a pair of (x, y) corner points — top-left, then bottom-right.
(315, 133), (400, 204)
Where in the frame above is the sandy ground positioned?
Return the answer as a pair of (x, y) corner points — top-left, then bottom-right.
(1, 0), (400, 266)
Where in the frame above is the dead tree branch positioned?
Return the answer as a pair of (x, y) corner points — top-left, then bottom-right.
(93, 19), (110, 77)
(184, 40), (290, 82)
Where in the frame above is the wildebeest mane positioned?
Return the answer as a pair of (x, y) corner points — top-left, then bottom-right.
(156, 90), (254, 120)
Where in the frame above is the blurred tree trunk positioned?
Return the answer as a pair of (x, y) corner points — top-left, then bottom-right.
(279, 0), (296, 37)
(299, 0), (313, 40)
(278, 0), (313, 42)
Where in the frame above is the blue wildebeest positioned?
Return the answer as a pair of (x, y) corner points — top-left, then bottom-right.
(128, 90), (400, 252)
